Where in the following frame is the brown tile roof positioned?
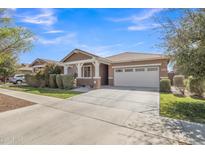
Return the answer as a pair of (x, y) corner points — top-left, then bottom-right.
(18, 66), (33, 71)
(30, 58), (59, 67)
(106, 52), (168, 63)
(39, 58), (58, 63)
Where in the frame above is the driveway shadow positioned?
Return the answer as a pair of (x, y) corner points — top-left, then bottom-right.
(162, 117), (205, 144)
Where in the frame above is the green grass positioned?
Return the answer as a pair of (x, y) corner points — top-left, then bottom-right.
(160, 93), (205, 124)
(0, 84), (81, 99)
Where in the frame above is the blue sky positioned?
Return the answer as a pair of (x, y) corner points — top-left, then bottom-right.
(10, 8), (183, 63)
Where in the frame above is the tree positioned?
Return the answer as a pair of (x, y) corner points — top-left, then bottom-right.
(0, 9), (34, 80)
(0, 9), (34, 55)
(0, 53), (17, 82)
(160, 9), (205, 80)
(0, 27), (34, 54)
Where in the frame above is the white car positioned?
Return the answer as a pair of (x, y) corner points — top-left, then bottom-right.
(9, 74), (26, 84)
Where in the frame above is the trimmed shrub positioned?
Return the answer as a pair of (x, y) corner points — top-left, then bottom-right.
(44, 63), (62, 87)
(173, 75), (185, 95)
(189, 77), (205, 97)
(25, 74), (46, 88)
(160, 79), (171, 93)
(184, 78), (190, 91)
(61, 75), (74, 89)
(173, 75), (185, 87)
(49, 74), (57, 88)
(56, 74), (63, 89)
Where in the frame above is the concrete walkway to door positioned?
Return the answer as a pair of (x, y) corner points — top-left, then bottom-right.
(0, 88), (205, 144)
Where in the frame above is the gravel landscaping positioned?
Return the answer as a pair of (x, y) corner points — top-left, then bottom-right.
(0, 93), (35, 112)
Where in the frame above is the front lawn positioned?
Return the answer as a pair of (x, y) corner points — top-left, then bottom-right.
(0, 84), (81, 99)
(160, 93), (205, 124)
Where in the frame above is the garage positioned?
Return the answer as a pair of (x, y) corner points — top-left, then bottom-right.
(114, 66), (160, 88)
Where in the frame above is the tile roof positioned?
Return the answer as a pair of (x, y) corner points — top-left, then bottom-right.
(40, 58), (59, 63)
(106, 52), (168, 63)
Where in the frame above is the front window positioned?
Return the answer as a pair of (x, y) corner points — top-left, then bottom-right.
(83, 65), (92, 77)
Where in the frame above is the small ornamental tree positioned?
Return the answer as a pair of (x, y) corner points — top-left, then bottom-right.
(160, 9), (205, 96)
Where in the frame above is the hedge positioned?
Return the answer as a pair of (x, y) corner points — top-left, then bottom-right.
(25, 74), (46, 88)
(49, 74), (57, 88)
(189, 77), (205, 97)
(160, 78), (171, 93)
(173, 75), (185, 88)
(56, 74), (63, 89)
(61, 74), (74, 89)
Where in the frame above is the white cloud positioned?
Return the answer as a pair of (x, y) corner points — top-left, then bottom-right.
(20, 9), (57, 26)
(131, 9), (164, 22)
(108, 9), (165, 31)
(78, 43), (123, 57)
(10, 8), (17, 11)
(132, 42), (144, 46)
(78, 42), (144, 57)
(37, 33), (76, 45)
(108, 9), (164, 23)
(44, 30), (64, 34)
(128, 23), (161, 31)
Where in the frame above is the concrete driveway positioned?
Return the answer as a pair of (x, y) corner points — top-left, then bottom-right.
(0, 88), (205, 144)
(70, 87), (159, 115)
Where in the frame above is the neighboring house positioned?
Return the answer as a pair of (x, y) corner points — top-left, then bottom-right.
(61, 49), (170, 89)
(30, 58), (60, 73)
(17, 64), (33, 74)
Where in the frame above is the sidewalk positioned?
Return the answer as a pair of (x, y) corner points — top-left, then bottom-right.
(0, 88), (63, 106)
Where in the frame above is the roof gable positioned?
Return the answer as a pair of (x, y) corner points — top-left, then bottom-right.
(30, 58), (47, 67)
(30, 58), (58, 67)
(61, 49), (99, 62)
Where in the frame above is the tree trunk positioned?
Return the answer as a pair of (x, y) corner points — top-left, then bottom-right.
(4, 77), (6, 84)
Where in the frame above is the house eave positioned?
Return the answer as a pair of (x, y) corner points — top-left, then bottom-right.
(110, 57), (169, 64)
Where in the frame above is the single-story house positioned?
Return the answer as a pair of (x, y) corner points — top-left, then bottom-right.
(61, 49), (170, 89)
(17, 63), (33, 74)
(30, 58), (60, 73)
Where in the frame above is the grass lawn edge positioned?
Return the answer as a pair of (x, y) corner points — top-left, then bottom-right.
(0, 85), (82, 99)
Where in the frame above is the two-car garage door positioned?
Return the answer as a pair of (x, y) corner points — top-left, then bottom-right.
(114, 66), (159, 88)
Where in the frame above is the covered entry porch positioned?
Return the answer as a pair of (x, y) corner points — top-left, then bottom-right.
(62, 58), (109, 89)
